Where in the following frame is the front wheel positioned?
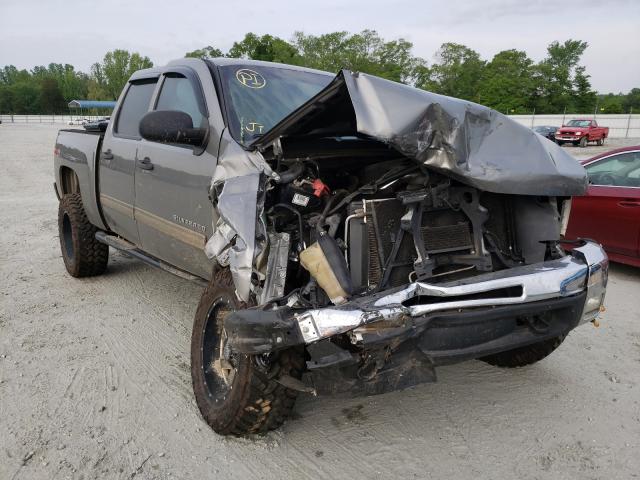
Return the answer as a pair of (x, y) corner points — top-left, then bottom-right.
(191, 268), (304, 435)
(579, 136), (588, 148)
(479, 335), (566, 368)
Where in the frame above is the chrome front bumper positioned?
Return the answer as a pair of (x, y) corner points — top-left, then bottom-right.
(295, 242), (608, 344)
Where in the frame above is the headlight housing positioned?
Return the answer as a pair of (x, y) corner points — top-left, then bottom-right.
(581, 258), (609, 323)
(560, 198), (572, 237)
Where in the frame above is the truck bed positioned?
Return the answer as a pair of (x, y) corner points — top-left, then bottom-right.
(54, 128), (105, 230)
(58, 128), (105, 138)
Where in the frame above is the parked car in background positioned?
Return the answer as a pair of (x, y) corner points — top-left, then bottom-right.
(83, 117), (110, 132)
(533, 125), (559, 143)
(565, 146), (640, 267)
(555, 119), (609, 147)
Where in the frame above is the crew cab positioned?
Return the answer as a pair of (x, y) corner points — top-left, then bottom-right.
(54, 58), (608, 436)
(555, 119), (609, 147)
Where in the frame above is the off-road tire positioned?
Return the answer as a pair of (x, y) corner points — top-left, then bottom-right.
(58, 193), (108, 277)
(191, 268), (304, 436)
(479, 335), (566, 368)
(579, 136), (588, 148)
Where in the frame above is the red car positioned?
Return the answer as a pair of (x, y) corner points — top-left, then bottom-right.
(555, 119), (609, 147)
(565, 146), (640, 267)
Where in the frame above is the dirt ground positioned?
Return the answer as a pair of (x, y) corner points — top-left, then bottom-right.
(1, 124), (639, 480)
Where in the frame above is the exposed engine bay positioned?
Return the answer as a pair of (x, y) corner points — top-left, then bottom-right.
(201, 68), (597, 397)
(255, 145), (565, 312)
(208, 141), (583, 395)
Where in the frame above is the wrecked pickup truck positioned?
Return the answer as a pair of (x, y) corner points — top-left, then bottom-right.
(54, 58), (608, 436)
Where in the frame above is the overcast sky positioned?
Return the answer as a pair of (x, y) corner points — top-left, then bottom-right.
(1, 0), (638, 93)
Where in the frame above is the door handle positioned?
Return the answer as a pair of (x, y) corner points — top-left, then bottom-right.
(137, 157), (154, 171)
(102, 149), (113, 160)
(618, 200), (640, 207)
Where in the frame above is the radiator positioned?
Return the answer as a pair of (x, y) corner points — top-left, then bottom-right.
(348, 199), (473, 289)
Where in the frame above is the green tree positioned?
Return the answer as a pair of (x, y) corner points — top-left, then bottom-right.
(597, 93), (624, 114)
(9, 82), (40, 113)
(0, 85), (14, 112)
(92, 50), (153, 99)
(31, 63), (88, 102)
(86, 78), (108, 101)
(476, 49), (535, 113)
(39, 77), (66, 113)
(622, 88), (640, 112)
(572, 66), (597, 113)
(228, 33), (299, 64)
(0, 65), (31, 85)
(185, 46), (224, 59)
(531, 39), (590, 113)
(292, 30), (424, 83)
(416, 43), (485, 100)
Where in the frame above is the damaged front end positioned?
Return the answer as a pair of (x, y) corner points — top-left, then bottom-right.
(205, 69), (606, 396)
(224, 241), (607, 395)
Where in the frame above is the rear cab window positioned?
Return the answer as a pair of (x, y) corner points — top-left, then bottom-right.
(115, 79), (157, 138)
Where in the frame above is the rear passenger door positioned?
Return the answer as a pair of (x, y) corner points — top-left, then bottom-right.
(99, 78), (158, 244)
(134, 69), (218, 279)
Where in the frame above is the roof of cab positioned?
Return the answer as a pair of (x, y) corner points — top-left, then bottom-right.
(205, 57), (334, 77)
(129, 58), (334, 82)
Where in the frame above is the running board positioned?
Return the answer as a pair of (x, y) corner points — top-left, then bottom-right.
(95, 231), (208, 288)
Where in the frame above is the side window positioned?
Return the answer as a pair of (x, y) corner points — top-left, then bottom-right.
(586, 152), (640, 187)
(115, 80), (157, 138)
(155, 74), (206, 129)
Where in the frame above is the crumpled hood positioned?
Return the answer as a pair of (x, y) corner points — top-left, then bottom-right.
(251, 70), (587, 196)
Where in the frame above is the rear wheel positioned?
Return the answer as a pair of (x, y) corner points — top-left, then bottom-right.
(191, 268), (304, 435)
(479, 335), (566, 368)
(58, 193), (108, 277)
(579, 136), (588, 148)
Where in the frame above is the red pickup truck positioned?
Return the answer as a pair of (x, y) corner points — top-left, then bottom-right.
(555, 119), (609, 147)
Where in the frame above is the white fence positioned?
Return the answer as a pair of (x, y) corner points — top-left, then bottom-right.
(0, 114), (103, 125)
(2, 113), (639, 138)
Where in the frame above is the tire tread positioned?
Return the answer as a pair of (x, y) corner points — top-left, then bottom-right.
(58, 193), (108, 277)
(191, 269), (304, 436)
(480, 335), (566, 368)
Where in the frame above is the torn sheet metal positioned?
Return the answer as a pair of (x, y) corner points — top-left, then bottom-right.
(294, 241), (605, 344)
(251, 70), (587, 196)
(205, 131), (274, 301)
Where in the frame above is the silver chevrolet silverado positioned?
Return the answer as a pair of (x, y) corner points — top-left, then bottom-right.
(54, 57), (608, 436)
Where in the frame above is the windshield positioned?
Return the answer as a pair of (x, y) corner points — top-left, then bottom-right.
(218, 64), (333, 146)
(566, 120), (591, 127)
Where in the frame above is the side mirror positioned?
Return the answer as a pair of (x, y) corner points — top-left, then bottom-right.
(139, 110), (208, 148)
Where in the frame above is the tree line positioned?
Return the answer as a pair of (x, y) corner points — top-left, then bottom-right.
(1, 30), (638, 115)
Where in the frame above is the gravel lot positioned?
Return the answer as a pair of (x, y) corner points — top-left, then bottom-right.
(1, 124), (639, 480)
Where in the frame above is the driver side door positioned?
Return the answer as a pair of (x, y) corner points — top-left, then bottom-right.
(134, 68), (219, 279)
(567, 150), (640, 258)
